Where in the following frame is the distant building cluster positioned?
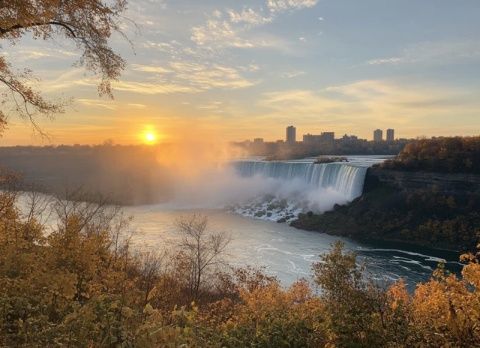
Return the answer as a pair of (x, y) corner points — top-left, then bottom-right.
(246, 125), (398, 148)
(281, 126), (395, 145)
(236, 125), (406, 158)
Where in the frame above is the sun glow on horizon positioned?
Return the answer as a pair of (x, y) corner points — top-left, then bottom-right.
(142, 128), (159, 145)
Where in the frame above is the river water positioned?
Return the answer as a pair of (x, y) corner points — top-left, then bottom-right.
(127, 206), (461, 291)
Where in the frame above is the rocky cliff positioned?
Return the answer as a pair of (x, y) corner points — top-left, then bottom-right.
(366, 167), (480, 194)
(293, 166), (480, 251)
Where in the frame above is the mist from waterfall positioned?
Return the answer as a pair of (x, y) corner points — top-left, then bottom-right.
(212, 161), (368, 221)
(234, 161), (368, 200)
(159, 158), (368, 222)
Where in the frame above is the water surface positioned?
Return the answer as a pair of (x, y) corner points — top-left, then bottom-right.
(128, 206), (461, 290)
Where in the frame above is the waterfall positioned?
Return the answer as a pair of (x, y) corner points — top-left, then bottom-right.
(233, 161), (368, 200)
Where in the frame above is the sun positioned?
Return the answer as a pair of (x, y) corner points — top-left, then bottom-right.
(143, 131), (157, 145)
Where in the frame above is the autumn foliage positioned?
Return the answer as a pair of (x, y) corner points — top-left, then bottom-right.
(0, 190), (479, 347)
(0, 0), (127, 133)
(382, 136), (480, 174)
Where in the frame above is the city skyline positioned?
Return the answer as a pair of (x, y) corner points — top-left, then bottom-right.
(2, 0), (480, 145)
(248, 126), (397, 144)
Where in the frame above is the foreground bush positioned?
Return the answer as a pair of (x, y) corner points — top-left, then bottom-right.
(0, 190), (479, 347)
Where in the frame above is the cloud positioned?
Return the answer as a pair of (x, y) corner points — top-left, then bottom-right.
(267, 0), (319, 12)
(113, 81), (200, 95)
(124, 0), (167, 31)
(39, 69), (97, 93)
(240, 64), (261, 72)
(191, 15), (286, 50)
(197, 101), (224, 112)
(190, 2), (311, 51)
(367, 57), (403, 65)
(228, 8), (272, 25)
(170, 62), (256, 89)
(37, 45), (257, 98)
(191, 18), (257, 48)
(6, 47), (77, 62)
(127, 103), (147, 109)
(259, 80), (480, 130)
(131, 61), (257, 92)
(131, 64), (171, 74)
(77, 99), (117, 110)
(281, 70), (306, 78)
(367, 40), (480, 66)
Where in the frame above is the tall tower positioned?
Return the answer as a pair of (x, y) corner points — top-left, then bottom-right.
(386, 129), (395, 142)
(286, 126), (296, 144)
(373, 129), (383, 142)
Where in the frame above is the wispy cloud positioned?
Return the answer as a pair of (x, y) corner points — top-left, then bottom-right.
(191, 18), (257, 48)
(260, 80), (480, 129)
(7, 48), (77, 62)
(40, 69), (97, 93)
(367, 40), (480, 66)
(227, 8), (272, 25)
(191, 0), (318, 51)
(131, 61), (257, 92)
(77, 99), (117, 110)
(127, 103), (147, 109)
(114, 81), (200, 95)
(191, 13), (285, 50)
(171, 62), (256, 89)
(267, 0), (319, 13)
(281, 70), (306, 78)
(197, 101), (224, 112)
(367, 57), (403, 65)
(131, 64), (171, 74)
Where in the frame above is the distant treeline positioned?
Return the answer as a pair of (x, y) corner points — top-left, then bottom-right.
(381, 136), (480, 174)
(0, 145), (173, 205)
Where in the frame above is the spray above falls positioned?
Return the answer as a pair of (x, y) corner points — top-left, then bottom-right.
(229, 161), (368, 222)
(234, 161), (368, 200)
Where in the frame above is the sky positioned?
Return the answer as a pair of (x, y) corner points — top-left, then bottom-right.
(2, 0), (480, 145)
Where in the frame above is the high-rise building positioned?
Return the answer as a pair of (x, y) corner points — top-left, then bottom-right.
(373, 129), (383, 142)
(386, 129), (395, 142)
(286, 126), (296, 144)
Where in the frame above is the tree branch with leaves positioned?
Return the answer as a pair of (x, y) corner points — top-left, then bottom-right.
(0, 0), (129, 134)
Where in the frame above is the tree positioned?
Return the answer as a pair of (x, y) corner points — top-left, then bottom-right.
(176, 214), (230, 300)
(312, 241), (390, 346)
(0, 0), (128, 133)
